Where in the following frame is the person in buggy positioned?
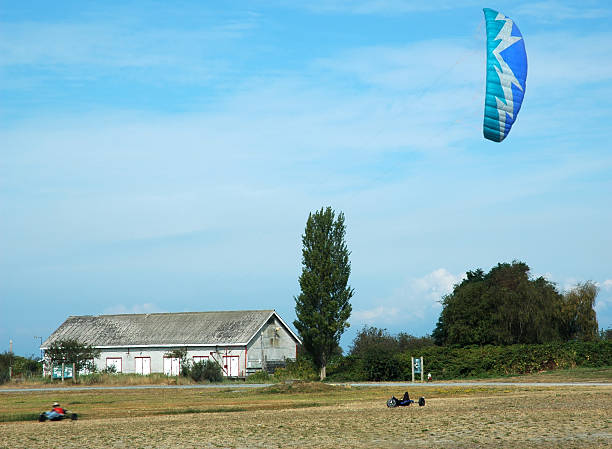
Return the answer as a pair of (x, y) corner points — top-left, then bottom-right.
(400, 392), (413, 405)
(386, 392), (425, 407)
(39, 402), (78, 421)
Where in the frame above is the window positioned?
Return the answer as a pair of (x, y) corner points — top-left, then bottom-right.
(193, 356), (209, 364)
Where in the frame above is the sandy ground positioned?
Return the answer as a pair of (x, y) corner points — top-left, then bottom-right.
(2, 388), (611, 448)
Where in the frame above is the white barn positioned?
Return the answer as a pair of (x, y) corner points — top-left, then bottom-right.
(41, 310), (300, 377)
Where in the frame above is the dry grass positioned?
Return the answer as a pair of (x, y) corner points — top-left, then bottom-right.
(1, 382), (611, 448)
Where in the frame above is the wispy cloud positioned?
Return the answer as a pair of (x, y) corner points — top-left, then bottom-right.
(595, 295), (612, 319)
(103, 303), (166, 315)
(352, 268), (464, 329)
(0, 16), (257, 84)
(353, 305), (400, 322)
(289, 0), (480, 15)
(315, 40), (482, 91)
(515, 1), (610, 22)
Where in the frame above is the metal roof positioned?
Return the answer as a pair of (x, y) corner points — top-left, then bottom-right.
(42, 310), (299, 348)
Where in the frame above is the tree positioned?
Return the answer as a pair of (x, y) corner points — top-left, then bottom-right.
(433, 261), (565, 346)
(560, 282), (599, 341)
(349, 326), (398, 357)
(0, 352), (15, 384)
(294, 207), (353, 380)
(44, 339), (100, 375)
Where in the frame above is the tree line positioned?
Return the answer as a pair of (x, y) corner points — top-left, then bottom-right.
(432, 261), (599, 346)
(10, 207), (606, 384)
(292, 208), (605, 380)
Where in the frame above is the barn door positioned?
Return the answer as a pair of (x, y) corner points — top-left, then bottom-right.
(142, 357), (151, 375)
(136, 357), (151, 375)
(106, 357), (122, 373)
(163, 357), (180, 376)
(223, 356), (239, 377)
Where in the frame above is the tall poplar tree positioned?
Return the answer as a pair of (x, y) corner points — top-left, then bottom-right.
(294, 207), (353, 380)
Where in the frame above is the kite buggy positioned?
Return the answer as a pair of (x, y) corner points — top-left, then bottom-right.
(387, 392), (425, 408)
(38, 402), (78, 421)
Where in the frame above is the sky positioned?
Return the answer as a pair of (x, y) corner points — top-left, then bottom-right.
(2, 0), (611, 357)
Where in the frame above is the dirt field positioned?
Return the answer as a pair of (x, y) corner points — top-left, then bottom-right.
(1, 383), (610, 448)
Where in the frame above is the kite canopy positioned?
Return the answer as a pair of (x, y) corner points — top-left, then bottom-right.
(483, 8), (527, 142)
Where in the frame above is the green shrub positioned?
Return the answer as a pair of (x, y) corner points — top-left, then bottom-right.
(329, 341), (612, 381)
(273, 358), (318, 381)
(362, 348), (401, 381)
(193, 360), (223, 382)
(246, 370), (271, 383)
(189, 360), (222, 382)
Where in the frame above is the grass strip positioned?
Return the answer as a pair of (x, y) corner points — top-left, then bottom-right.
(0, 412), (41, 423)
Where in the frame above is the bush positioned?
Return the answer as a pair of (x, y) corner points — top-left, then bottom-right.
(0, 353), (42, 383)
(328, 340), (612, 381)
(101, 365), (117, 375)
(190, 360), (222, 382)
(362, 348), (401, 381)
(246, 370), (271, 383)
(0, 352), (14, 384)
(273, 358), (318, 381)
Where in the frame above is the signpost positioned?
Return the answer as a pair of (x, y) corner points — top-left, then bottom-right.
(52, 363), (73, 380)
(411, 356), (424, 382)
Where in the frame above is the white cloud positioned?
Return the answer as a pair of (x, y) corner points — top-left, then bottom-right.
(315, 40), (482, 91)
(352, 268), (464, 329)
(595, 280), (612, 329)
(103, 303), (166, 315)
(292, 0), (480, 15)
(410, 268), (464, 303)
(0, 17), (257, 84)
(352, 305), (400, 322)
(515, 1), (610, 22)
(595, 295), (612, 316)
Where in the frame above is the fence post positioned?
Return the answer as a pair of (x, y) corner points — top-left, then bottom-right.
(411, 356), (414, 382)
(61, 362), (65, 383)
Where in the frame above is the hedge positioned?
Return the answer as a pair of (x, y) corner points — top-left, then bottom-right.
(326, 341), (612, 381)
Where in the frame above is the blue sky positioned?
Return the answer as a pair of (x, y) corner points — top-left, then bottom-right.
(2, 0), (611, 357)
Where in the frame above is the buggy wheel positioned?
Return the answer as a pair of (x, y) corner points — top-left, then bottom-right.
(38, 413), (47, 422)
(418, 397), (425, 407)
(387, 397), (398, 408)
(71, 413), (78, 420)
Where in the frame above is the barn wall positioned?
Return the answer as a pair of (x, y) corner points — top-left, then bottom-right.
(246, 316), (297, 372)
(92, 347), (248, 376)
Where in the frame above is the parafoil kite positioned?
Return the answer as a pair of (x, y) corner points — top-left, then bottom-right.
(483, 8), (527, 142)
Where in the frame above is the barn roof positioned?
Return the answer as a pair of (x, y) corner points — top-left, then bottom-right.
(42, 310), (299, 348)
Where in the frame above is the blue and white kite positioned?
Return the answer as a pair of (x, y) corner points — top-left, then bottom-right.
(483, 8), (527, 142)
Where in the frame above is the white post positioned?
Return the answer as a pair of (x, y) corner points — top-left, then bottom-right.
(420, 357), (424, 382)
(411, 356), (415, 382)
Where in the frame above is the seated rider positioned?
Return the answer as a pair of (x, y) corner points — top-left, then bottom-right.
(45, 402), (66, 419)
(400, 392), (414, 405)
